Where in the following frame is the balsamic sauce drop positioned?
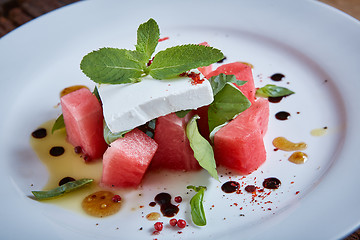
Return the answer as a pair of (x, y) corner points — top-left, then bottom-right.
(154, 192), (179, 217)
(268, 96), (284, 103)
(31, 128), (47, 139)
(49, 146), (65, 157)
(275, 111), (291, 120)
(244, 185), (257, 193)
(263, 177), (281, 189)
(270, 73), (285, 81)
(58, 177), (76, 186)
(221, 181), (240, 193)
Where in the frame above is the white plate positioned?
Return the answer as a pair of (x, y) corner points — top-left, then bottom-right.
(1, 0), (359, 239)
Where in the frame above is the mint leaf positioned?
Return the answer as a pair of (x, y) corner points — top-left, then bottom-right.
(135, 18), (160, 61)
(208, 83), (251, 132)
(80, 48), (144, 84)
(104, 123), (131, 145)
(209, 73), (247, 96)
(149, 44), (224, 79)
(186, 115), (219, 181)
(256, 84), (295, 97)
(32, 178), (93, 200)
(51, 114), (65, 133)
(187, 185), (207, 226)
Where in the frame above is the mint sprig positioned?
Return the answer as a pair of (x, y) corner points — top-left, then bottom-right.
(80, 48), (144, 84)
(80, 18), (224, 84)
(149, 45), (223, 79)
(135, 18), (160, 62)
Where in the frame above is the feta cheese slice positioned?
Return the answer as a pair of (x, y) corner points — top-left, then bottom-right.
(97, 71), (214, 133)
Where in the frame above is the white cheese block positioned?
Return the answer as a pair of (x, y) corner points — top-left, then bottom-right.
(97, 72), (214, 133)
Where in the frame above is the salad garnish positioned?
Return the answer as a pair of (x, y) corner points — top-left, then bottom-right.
(31, 178), (93, 200)
(187, 185), (207, 226)
(80, 18), (224, 84)
(186, 115), (219, 181)
(256, 84), (295, 98)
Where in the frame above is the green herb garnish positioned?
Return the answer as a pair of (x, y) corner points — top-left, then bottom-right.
(187, 185), (207, 226)
(208, 83), (251, 133)
(51, 114), (65, 133)
(80, 18), (224, 84)
(31, 178), (93, 200)
(103, 123), (130, 145)
(256, 84), (295, 98)
(208, 73), (247, 96)
(186, 115), (219, 181)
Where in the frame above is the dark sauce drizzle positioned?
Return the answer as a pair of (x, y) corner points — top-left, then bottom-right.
(31, 128), (47, 139)
(154, 192), (179, 217)
(263, 177), (281, 189)
(270, 73), (285, 81)
(244, 185), (256, 193)
(268, 96), (284, 103)
(58, 177), (75, 186)
(49, 146), (65, 157)
(221, 181), (240, 193)
(275, 111), (291, 120)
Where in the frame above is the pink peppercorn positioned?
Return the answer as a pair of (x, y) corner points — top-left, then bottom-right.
(174, 196), (182, 203)
(177, 219), (186, 228)
(112, 195), (122, 203)
(169, 218), (177, 226)
(154, 222), (163, 231)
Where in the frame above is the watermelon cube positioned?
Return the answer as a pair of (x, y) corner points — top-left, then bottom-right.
(101, 129), (158, 188)
(213, 98), (269, 174)
(150, 112), (201, 171)
(206, 62), (256, 103)
(196, 62), (257, 140)
(60, 88), (107, 160)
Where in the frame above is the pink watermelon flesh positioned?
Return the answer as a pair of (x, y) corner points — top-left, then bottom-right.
(205, 62), (256, 103)
(60, 88), (107, 160)
(214, 98), (269, 174)
(150, 112), (201, 171)
(101, 128), (158, 188)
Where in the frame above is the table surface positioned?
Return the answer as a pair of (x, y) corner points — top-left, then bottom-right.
(1, 0), (359, 239)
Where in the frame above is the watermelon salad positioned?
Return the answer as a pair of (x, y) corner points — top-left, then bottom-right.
(30, 19), (295, 230)
(59, 61), (268, 188)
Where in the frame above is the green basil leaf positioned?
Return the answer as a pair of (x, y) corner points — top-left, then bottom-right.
(80, 48), (144, 84)
(32, 178), (93, 200)
(104, 122), (131, 145)
(92, 85), (101, 103)
(186, 115), (219, 181)
(187, 185), (207, 226)
(175, 109), (191, 118)
(209, 73), (247, 96)
(208, 83), (251, 133)
(256, 84), (295, 97)
(51, 114), (65, 134)
(149, 44), (224, 79)
(135, 18), (160, 61)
